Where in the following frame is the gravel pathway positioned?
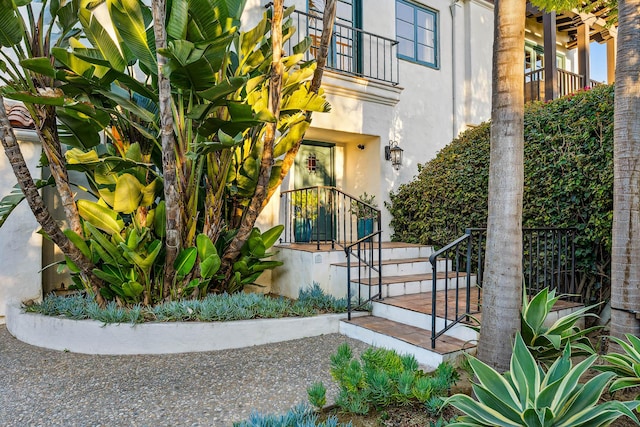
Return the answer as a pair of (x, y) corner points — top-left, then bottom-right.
(0, 325), (369, 426)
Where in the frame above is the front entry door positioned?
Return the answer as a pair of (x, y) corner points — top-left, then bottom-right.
(294, 142), (335, 241)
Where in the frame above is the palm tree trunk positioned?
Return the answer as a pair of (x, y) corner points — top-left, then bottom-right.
(219, 0), (286, 287)
(610, 0), (640, 341)
(152, 0), (182, 298)
(0, 98), (104, 304)
(262, 0), (337, 207)
(34, 105), (84, 237)
(476, 0), (525, 372)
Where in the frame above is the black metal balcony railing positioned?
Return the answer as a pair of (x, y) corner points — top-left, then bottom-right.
(285, 9), (400, 86)
(428, 227), (577, 349)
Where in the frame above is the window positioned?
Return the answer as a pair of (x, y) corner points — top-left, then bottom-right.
(396, 0), (438, 68)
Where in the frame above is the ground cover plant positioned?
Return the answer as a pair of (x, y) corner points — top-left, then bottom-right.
(24, 284), (347, 324)
(387, 85), (614, 303)
(233, 403), (352, 427)
(309, 343), (458, 416)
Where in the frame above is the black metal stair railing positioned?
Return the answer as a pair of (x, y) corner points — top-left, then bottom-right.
(279, 186), (382, 318)
(428, 227), (577, 349)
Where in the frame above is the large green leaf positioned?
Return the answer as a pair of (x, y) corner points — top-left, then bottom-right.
(109, 0), (156, 71)
(166, 0), (188, 39)
(77, 199), (124, 235)
(199, 254), (221, 279)
(174, 247), (197, 277)
(78, 7), (127, 71)
(261, 225), (284, 249)
(63, 229), (91, 258)
(197, 76), (246, 102)
(113, 173), (143, 213)
(0, 0), (23, 47)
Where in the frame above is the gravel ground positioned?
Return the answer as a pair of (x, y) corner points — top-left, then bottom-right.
(0, 325), (369, 426)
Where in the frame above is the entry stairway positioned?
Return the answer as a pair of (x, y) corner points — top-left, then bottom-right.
(334, 242), (480, 370)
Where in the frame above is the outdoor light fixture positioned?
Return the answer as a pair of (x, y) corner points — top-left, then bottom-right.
(385, 140), (403, 170)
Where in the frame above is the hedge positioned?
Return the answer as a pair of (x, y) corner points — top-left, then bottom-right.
(387, 84), (614, 299)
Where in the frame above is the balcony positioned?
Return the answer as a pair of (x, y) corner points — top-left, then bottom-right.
(524, 68), (604, 102)
(285, 9), (400, 86)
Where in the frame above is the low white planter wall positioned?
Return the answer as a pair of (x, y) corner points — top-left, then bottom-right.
(6, 304), (357, 355)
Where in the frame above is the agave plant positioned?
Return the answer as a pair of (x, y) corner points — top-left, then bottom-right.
(521, 287), (600, 366)
(444, 333), (639, 427)
(595, 333), (640, 397)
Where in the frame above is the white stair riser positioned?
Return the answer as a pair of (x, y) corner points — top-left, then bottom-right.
(372, 303), (479, 343)
(356, 277), (477, 298)
(346, 246), (434, 262)
(340, 322), (472, 371)
(336, 259), (451, 277)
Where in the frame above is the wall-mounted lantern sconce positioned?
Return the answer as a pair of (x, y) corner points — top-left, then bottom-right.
(385, 140), (403, 170)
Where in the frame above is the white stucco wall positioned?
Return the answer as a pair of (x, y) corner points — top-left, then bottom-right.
(0, 130), (43, 323)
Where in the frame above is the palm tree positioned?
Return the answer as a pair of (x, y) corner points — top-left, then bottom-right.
(476, 0), (526, 372)
(610, 0), (640, 340)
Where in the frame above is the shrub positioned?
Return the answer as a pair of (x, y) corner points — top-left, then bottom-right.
(324, 343), (458, 415)
(387, 85), (615, 301)
(444, 333), (639, 426)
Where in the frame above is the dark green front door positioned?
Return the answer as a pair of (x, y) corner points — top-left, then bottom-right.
(294, 142), (335, 241)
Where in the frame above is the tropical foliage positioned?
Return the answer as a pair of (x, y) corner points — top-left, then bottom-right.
(596, 334), (640, 397)
(387, 85), (615, 303)
(444, 333), (639, 427)
(520, 287), (600, 366)
(0, 0), (335, 304)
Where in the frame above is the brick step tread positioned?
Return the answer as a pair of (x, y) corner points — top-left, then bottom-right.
(332, 257), (432, 267)
(353, 271), (472, 285)
(344, 316), (474, 355)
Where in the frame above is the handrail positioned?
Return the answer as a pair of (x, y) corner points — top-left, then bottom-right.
(345, 230), (383, 320)
(428, 227), (577, 349)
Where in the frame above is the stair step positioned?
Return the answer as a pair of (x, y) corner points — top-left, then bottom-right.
(332, 257), (431, 267)
(340, 316), (475, 369)
(352, 271), (472, 285)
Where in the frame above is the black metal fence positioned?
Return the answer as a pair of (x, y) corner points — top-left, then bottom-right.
(428, 227), (577, 348)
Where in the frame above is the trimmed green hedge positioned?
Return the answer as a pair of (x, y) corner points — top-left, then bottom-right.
(387, 85), (614, 297)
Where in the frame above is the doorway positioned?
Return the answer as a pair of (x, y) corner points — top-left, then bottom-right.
(294, 141), (336, 241)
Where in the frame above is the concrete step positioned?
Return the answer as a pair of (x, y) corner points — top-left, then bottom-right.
(340, 316), (476, 370)
(351, 272), (477, 298)
(332, 257), (451, 276)
(372, 297), (479, 343)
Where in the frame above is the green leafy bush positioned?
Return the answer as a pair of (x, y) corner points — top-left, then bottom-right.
(321, 343), (458, 415)
(24, 284), (346, 323)
(444, 333), (639, 426)
(387, 85), (614, 300)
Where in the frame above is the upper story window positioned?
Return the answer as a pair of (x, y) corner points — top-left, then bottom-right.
(396, 0), (438, 68)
